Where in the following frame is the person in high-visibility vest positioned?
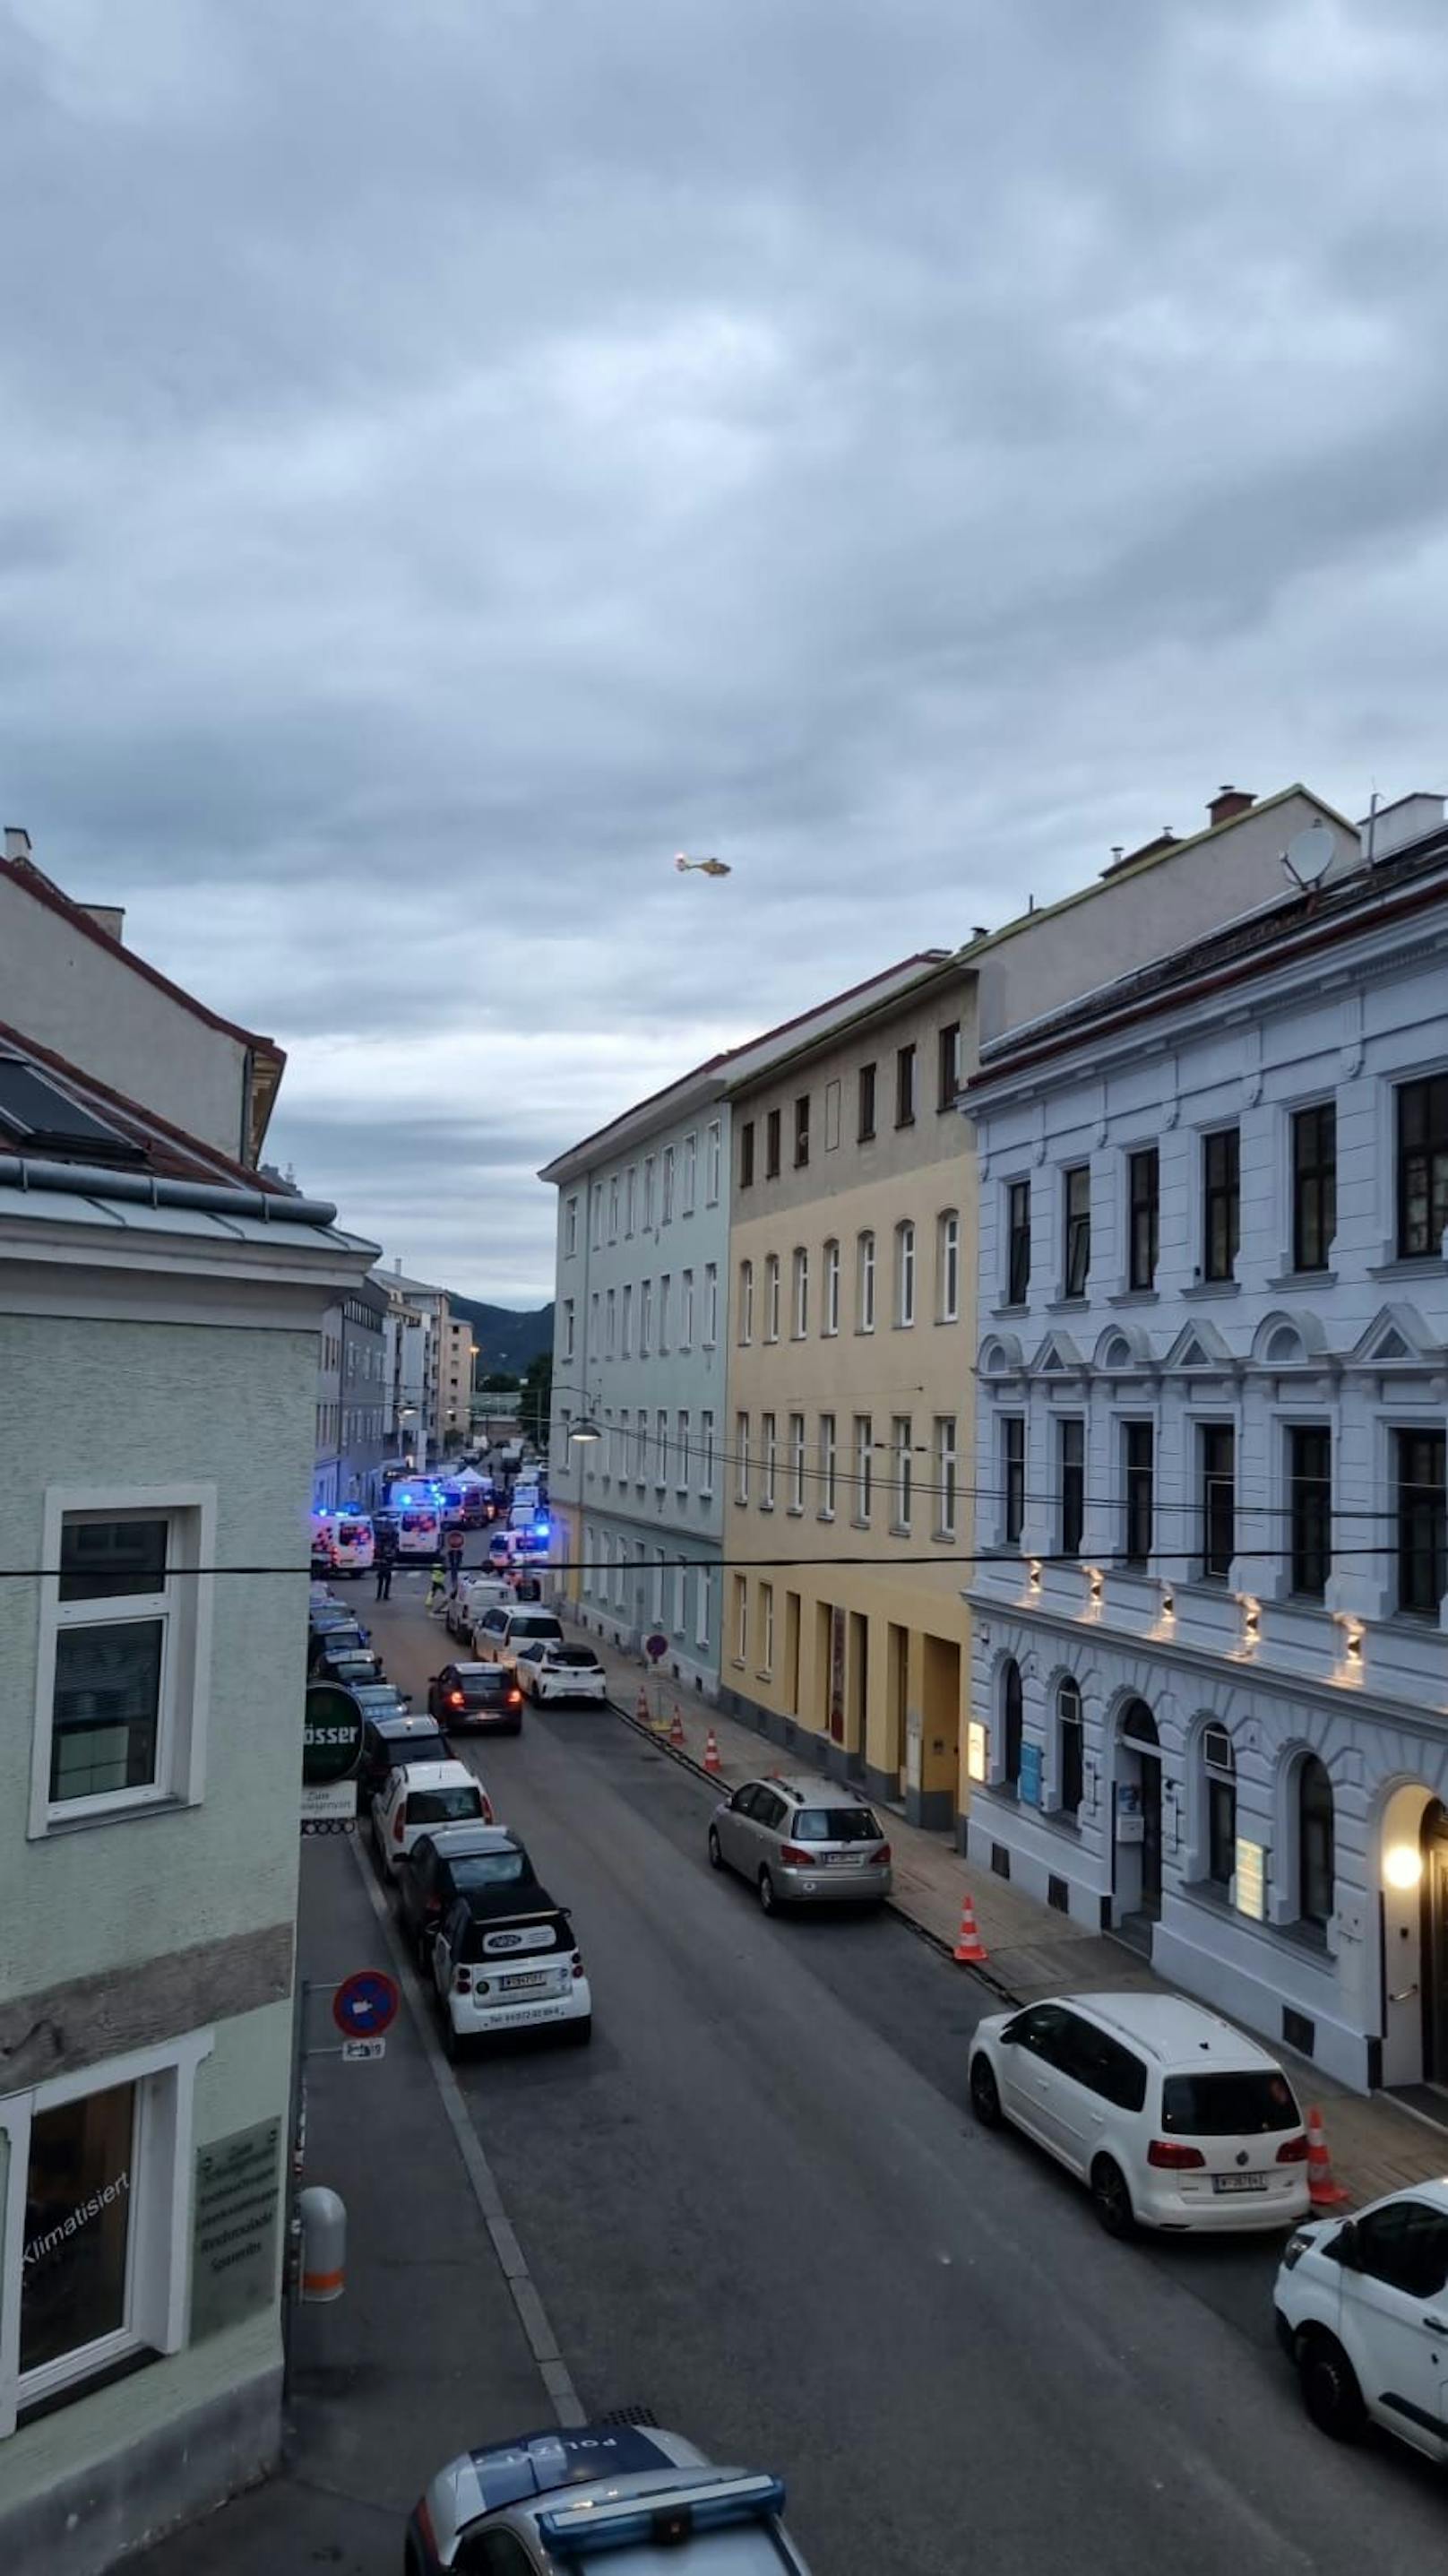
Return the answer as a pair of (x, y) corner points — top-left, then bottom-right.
(427, 1560), (447, 1614)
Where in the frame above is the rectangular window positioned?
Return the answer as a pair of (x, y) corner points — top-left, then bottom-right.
(608, 1175), (619, 1242)
(703, 1262), (718, 1344)
(677, 1410), (690, 1496)
(642, 1156), (656, 1227)
(895, 1043), (917, 1128)
(1003, 1416), (1025, 1545)
(1289, 1426), (1332, 1599)
(1064, 1166), (1090, 1298)
(620, 1284), (633, 1358)
(563, 1298), (575, 1363)
(1007, 1180), (1030, 1305)
(1124, 1422), (1154, 1567)
(735, 1412), (751, 1506)
(792, 1247), (809, 1338)
(695, 1565), (711, 1650)
(823, 1240), (840, 1335)
(820, 1414), (837, 1517)
(765, 1108), (781, 1179)
(853, 1415), (873, 1524)
(761, 1414), (777, 1508)
(661, 1145), (676, 1223)
(701, 1411), (715, 1498)
(1397, 1076), (1448, 1258)
(858, 1232), (875, 1331)
(605, 1287), (616, 1358)
(651, 1548), (665, 1624)
(1291, 1104), (1336, 1273)
(896, 1223), (916, 1326)
(789, 1414), (806, 1511)
(1127, 1147), (1159, 1292)
(891, 1416), (913, 1532)
(640, 1279), (652, 1356)
(565, 1196), (579, 1258)
(937, 1021), (961, 1111)
(658, 1275), (671, 1353)
(935, 1416), (958, 1539)
(759, 1581), (774, 1675)
(858, 1062), (876, 1142)
(673, 1559), (686, 1635)
(765, 1254), (780, 1342)
(1059, 1700), (1084, 1822)
(1202, 1128), (1240, 1282)
(1398, 1430), (1447, 1617)
(590, 1183), (603, 1250)
(680, 1269), (694, 1349)
(737, 1259), (753, 1345)
(706, 1119), (721, 1205)
(682, 1131), (696, 1214)
(738, 1121), (755, 1189)
(625, 1165), (637, 1235)
(794, 1095), (810, 1168)
(938, 1210), (960, 1322)
(655, 1409), (668, 1489)
(1058, 1417), (1085, 1557)
(823, 1079), (841, 1151)
(39, 1499), (211, 1826)
(1201, 1425), (1236, 1579)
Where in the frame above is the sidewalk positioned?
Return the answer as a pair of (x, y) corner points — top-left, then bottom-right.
(130, 1832), (554, 2576)
(563, 1605), (1448, 2213)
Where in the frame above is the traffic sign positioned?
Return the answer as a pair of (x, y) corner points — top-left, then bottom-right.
(332, 1970), (400, 2040)
(645, 1632), (668, 1663)
(303, 1682), (365, 1785)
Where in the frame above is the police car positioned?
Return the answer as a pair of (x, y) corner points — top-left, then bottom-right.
(405, 2420), (812, 2572)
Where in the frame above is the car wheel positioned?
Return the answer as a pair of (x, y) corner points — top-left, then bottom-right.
(707, 1826), (725, 1870)
(1298, 2330), (1366, 2442)
(565, 2017), (593, 2047)
(1090, 2155), (1136, 2239)
(757, 1867), (778, 1915)
(969, 2055), (1002, 2128)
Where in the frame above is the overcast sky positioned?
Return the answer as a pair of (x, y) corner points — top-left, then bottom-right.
(4, 0), (1447, 1301)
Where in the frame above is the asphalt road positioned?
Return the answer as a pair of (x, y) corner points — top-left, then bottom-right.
(366, 1564), (1448, 2576)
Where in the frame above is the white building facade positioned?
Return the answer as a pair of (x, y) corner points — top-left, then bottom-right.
(964, 797), (1448, 2095)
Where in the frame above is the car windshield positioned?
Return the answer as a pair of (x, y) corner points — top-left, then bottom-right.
(550, 1648), (599, 1667)
(460, 1908), (565, 1961)
(455, 1674), (507, 1701)
(512, 1616), (561, 1638)
(1160, 2070), (1298, 2135)
(450, 1853), (531, 1888)
(790, 1807), (883, 1843)
(381, 1730), (445, 1759)
(407, 1786), (484, 1824)
(337, 1520), (369, 1542)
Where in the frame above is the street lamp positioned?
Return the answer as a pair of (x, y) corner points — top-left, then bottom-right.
(551, 1382), (602, 1445)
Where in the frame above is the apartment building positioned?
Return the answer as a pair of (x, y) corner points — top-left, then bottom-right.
(963, 792), (1448, 2092)
(720, 957), (973, 1826)
(314, 1282), (389, 1507)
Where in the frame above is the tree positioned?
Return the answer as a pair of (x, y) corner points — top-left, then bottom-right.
(520, 1350), (552, 1448)
(479, 1370), (520, 1392)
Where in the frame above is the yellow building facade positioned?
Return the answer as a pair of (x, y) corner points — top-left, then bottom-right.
(721, 957), (976, 1834)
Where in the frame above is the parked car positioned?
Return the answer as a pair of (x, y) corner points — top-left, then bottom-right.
(406, 2421), (810, 2574)
(395, 1824), (542, 1967)
(357, 1713), (451, 1806)
(427, 1662), (524, 1734)
(349, 1682), (412, 1725)
(372, 1761), (493, 1880)
(446, 1571), (512, 1643)
(430, 1883), (590, 2054)
(969, 1992), (1309, 2237)
(516, 1641), (608, 1705)
(708, 1776), (892, 1915)
(307, 1615), (368, 1668)
(473, 1604), (565, 1674)
(1274, 2178), (1448, 2451)
(311, 1633), (384, 1688)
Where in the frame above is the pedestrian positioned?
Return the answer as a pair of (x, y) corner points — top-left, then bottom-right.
(427, 1560), (447, 1615)
(444, 1522), (465, 1595)
(374, 1526), (397, 1601)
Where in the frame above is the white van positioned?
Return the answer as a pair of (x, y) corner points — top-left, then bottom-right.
(395, 1504), (441, 1560)
(310, 1510), (375, 1577)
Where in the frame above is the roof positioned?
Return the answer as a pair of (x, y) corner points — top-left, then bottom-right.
(1066, 1992), (1279, 2069)
(1, 848), (282, 1062)
(0, 1018), (289, 1189)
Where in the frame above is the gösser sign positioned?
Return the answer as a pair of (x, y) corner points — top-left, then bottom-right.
(303, 1682), (365, 1785)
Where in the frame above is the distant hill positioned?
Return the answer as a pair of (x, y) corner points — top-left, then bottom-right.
(448, 1295), (554, 1379)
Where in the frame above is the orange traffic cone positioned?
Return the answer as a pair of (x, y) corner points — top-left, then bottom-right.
(669, 1704), (685, 1750)
(1306, 2104), (1349, 2209)
(703, 1728), (721, 1775)
(953, 1893), (989, 1965)
(634, 1687), (650, 1725)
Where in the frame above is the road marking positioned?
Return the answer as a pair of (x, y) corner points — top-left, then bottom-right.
(349, 1834), (586, 2428)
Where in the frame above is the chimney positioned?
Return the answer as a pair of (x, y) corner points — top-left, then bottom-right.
(4, 826), (32, 864)
(1208, 784), (1254, 829)
(80, 904), (125, 942)
(1100, 829), (1177, 879)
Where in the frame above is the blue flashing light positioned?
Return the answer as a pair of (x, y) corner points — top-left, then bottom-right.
(537, 2476), (786, 2555)
(534, 1519), (550, 1538)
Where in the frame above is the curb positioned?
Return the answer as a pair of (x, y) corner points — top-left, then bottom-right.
(604, 1693), (1018, 2007)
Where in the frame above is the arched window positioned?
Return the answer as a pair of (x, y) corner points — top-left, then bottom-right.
(1299, 1755), (1334, 1927)
(1202, 1725), (1236, 1888)
(1002, 1659), (1023, 1792)
(1056, 1677), (1083, 1819)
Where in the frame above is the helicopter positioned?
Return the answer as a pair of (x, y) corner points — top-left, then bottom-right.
(674, 851), (732, 878)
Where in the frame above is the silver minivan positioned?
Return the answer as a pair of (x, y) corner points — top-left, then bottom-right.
(708, 1774), (892, 1914)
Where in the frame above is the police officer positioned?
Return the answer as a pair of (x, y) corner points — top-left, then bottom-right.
(374, 1522), (398, 1601)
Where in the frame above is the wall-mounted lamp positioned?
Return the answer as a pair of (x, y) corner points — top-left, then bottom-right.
(1383, 1844), (1424, 1893)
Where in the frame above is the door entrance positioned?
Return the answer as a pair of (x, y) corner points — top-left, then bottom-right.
(1141, 1752), (1163, 1915)
(1116, 1699), (1163, 1939)
(1421, 1803), (1448, 2085)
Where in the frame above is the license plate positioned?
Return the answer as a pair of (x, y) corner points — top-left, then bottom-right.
(501, 1970), (550, 1992)
(1211, 2173), (1268, 2194)
(827, 1853), (867, 1868)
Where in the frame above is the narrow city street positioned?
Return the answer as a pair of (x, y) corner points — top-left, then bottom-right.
(349, 1567), (1448, 2576)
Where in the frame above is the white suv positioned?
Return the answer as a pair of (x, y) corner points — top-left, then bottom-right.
(969, 1991), (1309, 2236)
(1275, 2181), (1448, 2455)
(474, 1604), (565, 1674)
(371, 1761), (492, 1881)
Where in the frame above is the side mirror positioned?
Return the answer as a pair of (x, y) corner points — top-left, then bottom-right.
(1329, 2221), (1360, 2269)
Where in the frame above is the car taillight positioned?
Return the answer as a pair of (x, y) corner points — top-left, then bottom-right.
(507, 1689), (521, 1706)
(481, 1794), (495, 1823)
(1276, 2134), (1309, 2164)
(425, 1896), (442, 1915)
(453, 1966), (472, 1993)
(874, 1842), (892, 1865)
(392, 1811), (405, 1843)
(414, 2499), (437, 2559)
(780, 1842), (816, 1865)
(448, 1690), (464, 1708)
(1147, 2139), (1206, 2169)
(1281, 2230), (1313, 2269)
(571, 1950), (582, 1975)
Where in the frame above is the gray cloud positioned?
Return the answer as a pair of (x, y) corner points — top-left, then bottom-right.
(4, 0), (1448, 1297)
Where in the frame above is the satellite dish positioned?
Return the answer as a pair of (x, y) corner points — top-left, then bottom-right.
(1281, 823), (1336, 891)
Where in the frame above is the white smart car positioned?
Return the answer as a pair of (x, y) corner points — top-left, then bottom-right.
(430, 1884), (591, 2053)
(969, 1991), (1309, 2236)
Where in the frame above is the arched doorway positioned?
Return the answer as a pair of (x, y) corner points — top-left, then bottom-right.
(1421, 1801), (1448, 2088)
(1116, 1699), (1163, 1942)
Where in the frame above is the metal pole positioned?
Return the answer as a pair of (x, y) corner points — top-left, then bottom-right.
(282, 1975), (310, 2399)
